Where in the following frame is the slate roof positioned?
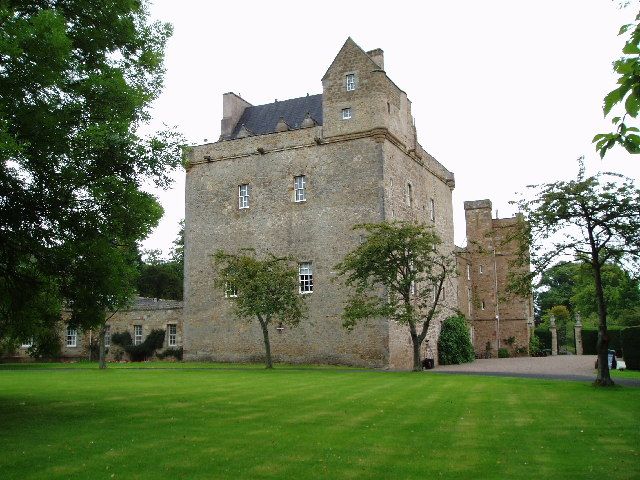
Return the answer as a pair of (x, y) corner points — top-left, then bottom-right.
(230, 94), (323, 139)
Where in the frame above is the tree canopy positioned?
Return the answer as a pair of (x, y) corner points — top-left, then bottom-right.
(0, 1), (182, 345)
(335, 222), (456, 371)
(594, 10), (640, 158)
(213, 250), (307, 368)
(513, 163), (640, 385)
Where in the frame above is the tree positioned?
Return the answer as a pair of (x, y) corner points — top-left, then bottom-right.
(513, 164), (640, 386)
(593, 10), (640, 158)
(0, 1), (183, 349)
(438, 315), (475, 366)
(536, 262), (578, 320)
(335, 222), (456, 372)
(536, 261), (640, 326)
(213, 250), (307, 369)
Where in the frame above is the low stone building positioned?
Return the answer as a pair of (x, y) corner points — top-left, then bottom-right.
(456, 200), (534, 356)
(6, 298), (183, 362)
(183, 38), (457, 369)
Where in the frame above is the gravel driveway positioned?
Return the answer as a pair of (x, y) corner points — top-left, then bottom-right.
(433, 355), (640, 386)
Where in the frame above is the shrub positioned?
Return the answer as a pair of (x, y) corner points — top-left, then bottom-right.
(534, 328), (551, 351)
(29, 328), (62, 359)
(125, 329), (166, 362)
(498, 348), (510, 358)
(582, 327), (622, 356)
(157, 347), (183, 361)
(529, 334), (543, 357)
(438, 315), (475, 365)
(621, 326), (640, 370)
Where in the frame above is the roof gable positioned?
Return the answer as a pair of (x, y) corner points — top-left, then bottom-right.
(321, 37), (382, 81)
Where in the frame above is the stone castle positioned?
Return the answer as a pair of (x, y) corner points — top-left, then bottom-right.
(4, 39), (531, 366)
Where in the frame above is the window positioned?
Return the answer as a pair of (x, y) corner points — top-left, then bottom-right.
(104, 325), (111, 348)
(225, 282), (238, 298)
(134, 325), (143, 345)
(299, 262), (313, 293)
(467, 287), (472, 315)
(342, 108), (352, 120)
(346, 74), (356, 91)
(238, 184), (249, 209)
(66, 327), (77, 347)
(430, 198), (435, 222)
(481, 300), (485, 310)
(21, 339), (33, 348)
(466, 264), (471, 280)
(479, 265), (484, 274)
(168, 324), (177, 347)
(406, 183), (413, 206)
(294, 175), (306, 202)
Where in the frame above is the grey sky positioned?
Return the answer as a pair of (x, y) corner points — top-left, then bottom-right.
(141, 0), (640, 254)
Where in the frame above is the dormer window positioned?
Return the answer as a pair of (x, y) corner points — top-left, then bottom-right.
(346, 74), (356, 91)
(342, 108), (352, 120)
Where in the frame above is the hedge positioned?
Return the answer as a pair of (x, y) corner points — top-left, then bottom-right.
(621, 326), (640, 370)
(438, 315), (475, 365)
(534, 328), (551, 351)
(581, 327), (622, 355)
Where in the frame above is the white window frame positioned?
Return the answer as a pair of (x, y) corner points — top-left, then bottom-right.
(66, 327), (77, 348)
(238, 184), (249, 209)
(299, 262), (314, 294)
(346, 73), (356, 91)
(168, 324), (177, 347)
(294, 175), (306, 202)
(134, 325), (143, 345)
(225, 282), (238, 298)
(342, 108), (352, 120)
(104, 325), (111, 348)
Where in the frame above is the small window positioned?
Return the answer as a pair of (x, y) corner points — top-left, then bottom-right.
(299, 262), (313, 294)
(66, 327), (77, 348)
(481, 300), (485, 310)
(168, 324), (177, 347)
(342, 108), (352, 120)
(238, 184), (249, 209)
(430, 198), (435, 222)
(294, 175), (306, 202)
(406, 183), (413, 206)
(104, 325), (111, 348)
(442, 286), (445, 301)
(467, 288), (472, 315)
(479, 265), (484, 274)
(134, 325), (143, 345)
(466, 265), (471, 280)
(346, 74), (356, 91)
(225, 282), (238, 298)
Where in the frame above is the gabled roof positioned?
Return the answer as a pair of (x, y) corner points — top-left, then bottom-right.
(321, 37), (382, 81)
(229, 94), (323, 139)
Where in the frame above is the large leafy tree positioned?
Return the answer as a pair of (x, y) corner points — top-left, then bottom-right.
(594, 10), (640, 157)
(513, 164), (640, 386)
(0, 1), (182, 348)
(137, 223), (185, 301)
(335, 222), (456, 372)
(213, 250), (307, 369)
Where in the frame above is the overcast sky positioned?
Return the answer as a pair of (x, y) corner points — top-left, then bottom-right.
(141, 0), (640, 254)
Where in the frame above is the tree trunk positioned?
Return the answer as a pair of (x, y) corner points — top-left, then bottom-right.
(408, 323), (422, 371)
(259, 317), (273, 369)
(593, 262), (613, 386)
(98, 325), (107, 370)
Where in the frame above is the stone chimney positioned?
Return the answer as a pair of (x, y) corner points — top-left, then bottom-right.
(220, 92), (252, 140)
(366, 48), (384, 69)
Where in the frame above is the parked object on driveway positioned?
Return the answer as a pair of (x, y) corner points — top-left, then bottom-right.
(594, 349), (624, 370)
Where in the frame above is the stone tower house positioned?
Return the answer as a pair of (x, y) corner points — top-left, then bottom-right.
(456, 200), (534, 356)
(183, 38), (457, 369)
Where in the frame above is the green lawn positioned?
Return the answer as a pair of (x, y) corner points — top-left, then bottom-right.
(1, 364), (638, 479)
